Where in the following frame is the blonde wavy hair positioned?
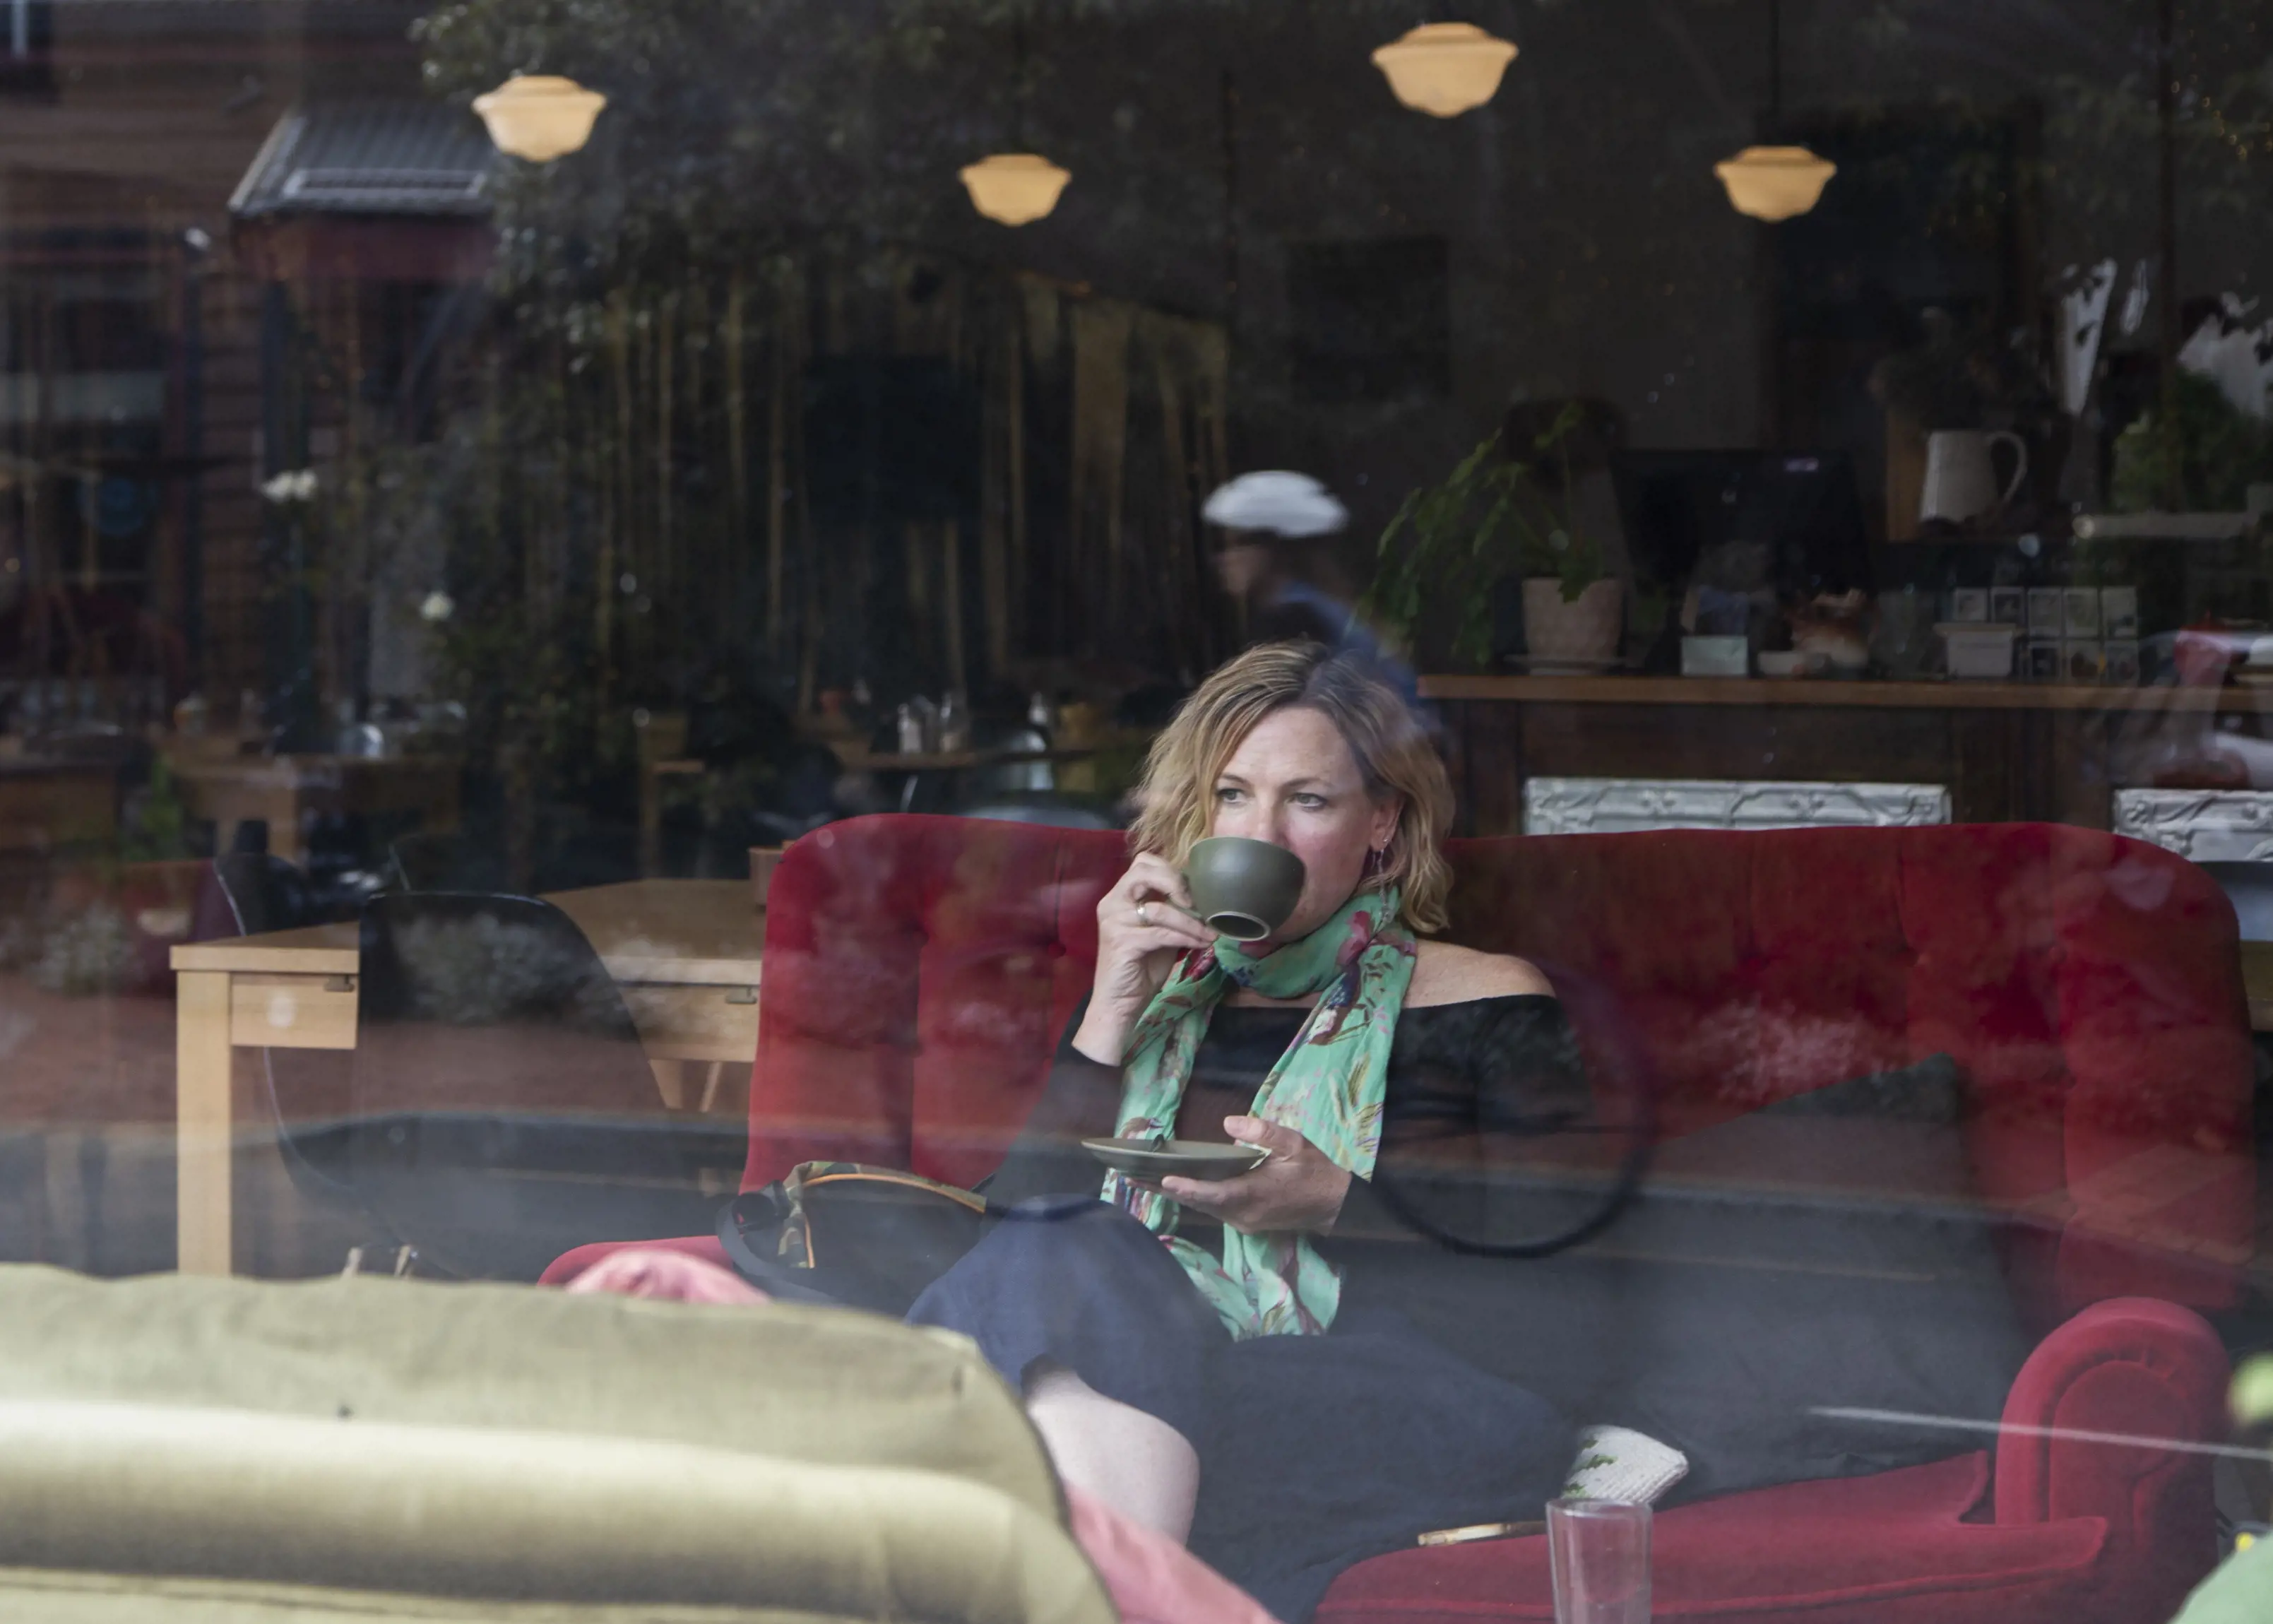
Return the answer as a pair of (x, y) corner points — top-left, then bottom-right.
(1129, 641), (1454, 934)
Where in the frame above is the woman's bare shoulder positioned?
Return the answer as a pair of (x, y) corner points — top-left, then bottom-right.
(1408, 941), (1555, 1007)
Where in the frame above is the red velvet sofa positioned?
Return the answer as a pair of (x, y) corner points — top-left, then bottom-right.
(547, 814), (2253, 1623)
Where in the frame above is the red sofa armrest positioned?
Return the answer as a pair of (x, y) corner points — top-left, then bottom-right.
(1994, 1297), (2228, 1615)
(1995, 1296), (2228, 1525)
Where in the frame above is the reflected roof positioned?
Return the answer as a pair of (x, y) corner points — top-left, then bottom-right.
(230, 100), (493, 220)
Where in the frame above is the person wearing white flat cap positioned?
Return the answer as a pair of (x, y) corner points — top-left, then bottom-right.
(1202, 470), (1416, 699)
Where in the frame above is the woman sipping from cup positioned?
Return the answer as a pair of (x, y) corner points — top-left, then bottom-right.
(908, 639), (1591, 1623)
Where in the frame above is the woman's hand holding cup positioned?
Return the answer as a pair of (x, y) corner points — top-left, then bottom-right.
(1073, 853), (1217, 1064)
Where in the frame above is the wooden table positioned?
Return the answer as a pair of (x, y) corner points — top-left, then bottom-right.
(168, 879), (761, 1276)
(167, 753), (463, 868)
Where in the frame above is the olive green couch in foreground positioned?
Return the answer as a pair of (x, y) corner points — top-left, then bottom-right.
(0, 1267), (1115, 1624)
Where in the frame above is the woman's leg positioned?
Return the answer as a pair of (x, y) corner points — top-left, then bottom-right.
(1025, 1361), (1201, 1542)
(908, 1199), (1226, 1541)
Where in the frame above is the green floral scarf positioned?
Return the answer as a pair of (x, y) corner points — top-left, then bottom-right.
(1105, 885), (1417, 1339)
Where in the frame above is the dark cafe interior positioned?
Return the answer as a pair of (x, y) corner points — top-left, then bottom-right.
(6, 1), (2273, 1620)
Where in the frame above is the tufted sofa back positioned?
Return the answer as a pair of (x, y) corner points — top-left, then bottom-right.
(748, 815), (2253, 1312)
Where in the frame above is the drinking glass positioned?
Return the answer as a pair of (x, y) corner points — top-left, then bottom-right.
(1548, 1497), (1651, 1624)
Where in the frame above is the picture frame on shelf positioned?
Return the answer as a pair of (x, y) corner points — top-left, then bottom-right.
(1990, 588), (2024, 626)
(2063, 588), (2102, 639)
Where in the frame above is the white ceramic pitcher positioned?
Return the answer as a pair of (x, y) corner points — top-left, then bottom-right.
(1920, 430), (2028, 526)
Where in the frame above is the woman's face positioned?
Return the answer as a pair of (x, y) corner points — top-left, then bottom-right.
(1206, 705), (1400, 946)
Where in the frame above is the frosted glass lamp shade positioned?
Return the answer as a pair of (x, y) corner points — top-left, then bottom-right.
(473, 74), (608, 162)
(959, 153), (1072, 226)
(1370, 22), (1519, 118)
(1713, 144), (1837, 221)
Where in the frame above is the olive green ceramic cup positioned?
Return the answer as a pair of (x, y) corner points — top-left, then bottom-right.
(1185, 836), (1306, 942)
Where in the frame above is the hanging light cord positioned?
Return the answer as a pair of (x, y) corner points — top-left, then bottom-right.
(1768, 0), (1783, 129)
(1010, 8), (1029, 150)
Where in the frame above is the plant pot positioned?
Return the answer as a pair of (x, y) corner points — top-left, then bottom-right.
(1521, 578), (1623, 668)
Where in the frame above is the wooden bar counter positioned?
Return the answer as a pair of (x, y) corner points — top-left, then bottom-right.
(1421, 674), (2247, 837)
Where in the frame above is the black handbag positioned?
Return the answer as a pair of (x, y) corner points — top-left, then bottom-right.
(716, 1161), (1003, 1315)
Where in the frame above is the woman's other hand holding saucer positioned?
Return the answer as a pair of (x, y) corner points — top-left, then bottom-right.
(1074, 853), (1217, 1063)
(1161, 1116), (1351, 1235)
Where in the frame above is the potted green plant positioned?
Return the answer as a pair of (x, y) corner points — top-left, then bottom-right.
(1365, 402), (1618, 668)
(2110, 370), (2273, 514)
(1516, 525), (1618, 672)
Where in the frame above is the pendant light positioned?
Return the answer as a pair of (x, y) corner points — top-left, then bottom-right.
(1370, 21), (1519, 118)
(1715, 145), (1837, 220)
(472, 73), (607, 162)
(960, 153), (1073, 226)
(1714, 0), (1833, 220)
(962, 10), (1070, 226)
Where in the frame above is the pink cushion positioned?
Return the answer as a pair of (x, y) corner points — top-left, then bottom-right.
(1064, 1486), (1281, 1624)
(537, 1234), (728, 1288)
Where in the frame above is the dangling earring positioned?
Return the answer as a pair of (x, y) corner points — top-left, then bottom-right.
(1367, 843), (1389, 892)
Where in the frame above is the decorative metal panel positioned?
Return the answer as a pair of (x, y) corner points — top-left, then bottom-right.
(1522, 777), (1952, 836)
(2113, 789), (2273, 862)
